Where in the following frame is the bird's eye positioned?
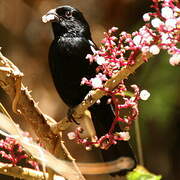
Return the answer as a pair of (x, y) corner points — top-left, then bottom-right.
(65, 11), (72, 17)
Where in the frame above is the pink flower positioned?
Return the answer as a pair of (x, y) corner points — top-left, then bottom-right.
(67, 132), (76, 140)
(169, 53), (180, 66)
(165, 18), (177, 30)
(91, 77), (103, 88)
(151, 18), (164, 28)
(133, 35), (142, 46)
(77, 0), (180, 150)
(141, 46), (150, 53)
(108, 27), (118, 34)
(149, 45), (160, 55)
(119, 132), (130, 141)
(161, 33), (171, 44)
(96, 56), (106, 65)
(143, 13), (151, 21)
(86, 54), (94, 63)
(140, 90), (150, 100)
(81, 77), (88, 85)
(161, 7), (174, 19)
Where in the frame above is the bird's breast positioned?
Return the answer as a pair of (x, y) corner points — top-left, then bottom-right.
(48, 37), (96, 106)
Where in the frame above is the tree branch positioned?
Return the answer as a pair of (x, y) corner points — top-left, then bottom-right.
(0, 52), (62, 154)
(0, 162), (65, 180)
(51, 52), (152, 134)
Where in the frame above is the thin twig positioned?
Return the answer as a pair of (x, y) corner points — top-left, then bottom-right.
(135, 118), (144, 165)
(0, 162), (65, 180)
(59, 132), (86, 180)
(0, 102), (12, 120)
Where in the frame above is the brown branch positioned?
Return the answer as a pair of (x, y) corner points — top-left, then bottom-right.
(0, 50), (151, 137)
(51, 52), (152, 134)
(0, 52), (61, 154)
(0, 162), (65, 180)
(59, 132), (86, 180)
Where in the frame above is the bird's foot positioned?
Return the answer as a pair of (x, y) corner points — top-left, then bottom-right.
(67, 108), (80, 125)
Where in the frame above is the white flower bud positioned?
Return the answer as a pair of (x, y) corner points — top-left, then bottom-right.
(119, 132), (130, 141)
(67, 132), (76, 140)
(96, 99), (101, 104)
(111, 27), (118, 32)
(161, 33), (171, 44)
(165, 19), (177, 30)
(85, 146), (92, 151)
(143, 13), (151, 21)
(151, 18), (164, 28)
(91, 77), (103, 88)
(140, 90), (150, 101)
(133, 35), (142, 46)
(141, 46), (149, 53)
(161, 7), (174, 19)
(149, 45), (160, 55)
(96, 56), (106, 65)
(169, 53), (180, 66)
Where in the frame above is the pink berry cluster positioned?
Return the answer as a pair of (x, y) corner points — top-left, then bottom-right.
(143, 0), (180, 65)
(70, 0), (179, 150)
(83, 0), (180, 89)
(69, 85), (140, 150)
(68, 84), (150, 150)
(0, 136), (39, 170)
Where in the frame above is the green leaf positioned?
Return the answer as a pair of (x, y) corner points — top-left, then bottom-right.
(127, 166), (162, 180)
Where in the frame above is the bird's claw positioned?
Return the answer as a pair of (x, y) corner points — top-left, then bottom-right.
(67, 108), (80, 125)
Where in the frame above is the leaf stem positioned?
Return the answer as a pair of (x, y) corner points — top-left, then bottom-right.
(135, 118), (144, 165)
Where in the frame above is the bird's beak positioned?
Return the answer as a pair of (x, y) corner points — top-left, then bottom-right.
(42, 9), (60, 23)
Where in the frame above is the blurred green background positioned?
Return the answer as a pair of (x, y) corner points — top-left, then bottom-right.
(0, 0), (179, 179)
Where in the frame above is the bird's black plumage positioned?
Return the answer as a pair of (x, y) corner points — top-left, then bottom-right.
(44, 5), (136, 176)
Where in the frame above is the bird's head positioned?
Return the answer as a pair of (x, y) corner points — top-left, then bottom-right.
(42, 6), (91, 38)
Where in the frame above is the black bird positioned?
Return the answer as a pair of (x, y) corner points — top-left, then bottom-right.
(43, 5), (136, 176)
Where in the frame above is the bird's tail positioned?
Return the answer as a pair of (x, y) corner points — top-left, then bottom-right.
(89, 97), (136, 176)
